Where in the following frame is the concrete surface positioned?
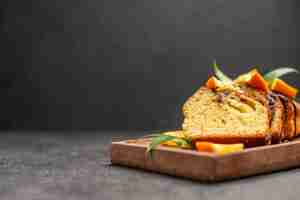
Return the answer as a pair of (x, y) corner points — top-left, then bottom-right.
(0, 131), (300, 200)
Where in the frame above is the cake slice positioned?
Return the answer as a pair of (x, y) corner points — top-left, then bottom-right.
(182, 84), (300, 146)
(278, 95), (296, 141)
(182, 86), (271, 147)
(145, 66), (300, 156)
(267, 93), (285, 143)
(293, 101), (300, 137)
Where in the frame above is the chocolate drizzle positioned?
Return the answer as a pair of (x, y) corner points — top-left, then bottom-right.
(267, 93), (277, 123)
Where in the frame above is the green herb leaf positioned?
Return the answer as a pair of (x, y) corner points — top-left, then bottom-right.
(146, 134), (192, 158)
(212, 60), (232, 83)
(147, 134), (177, 158)
(263, 67), (299, 83)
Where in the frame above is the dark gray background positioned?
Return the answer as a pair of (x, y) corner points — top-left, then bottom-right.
(1, 0), (300, 130)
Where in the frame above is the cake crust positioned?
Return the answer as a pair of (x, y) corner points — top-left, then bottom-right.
(293, 101), (300, 137)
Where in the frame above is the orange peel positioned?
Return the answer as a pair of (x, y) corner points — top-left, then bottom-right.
(195, 141), (244, 155)
(271, 78), (298, 98)
(206, 76), (220, 90)
(246, 69), (269, 92)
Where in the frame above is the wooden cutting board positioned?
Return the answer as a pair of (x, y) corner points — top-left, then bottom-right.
(110, 137), (300, 182)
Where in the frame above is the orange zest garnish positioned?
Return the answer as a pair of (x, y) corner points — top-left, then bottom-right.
(195, 141), (244, 155)
(195, 141), (215, 152)
(206, 76), (220, 90)
(246, 69), (269, 92)
(271, 78), (298, 98)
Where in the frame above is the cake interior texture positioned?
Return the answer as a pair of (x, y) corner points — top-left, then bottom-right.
(182, 87), (270, 144)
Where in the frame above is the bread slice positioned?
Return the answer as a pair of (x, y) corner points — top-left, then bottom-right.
(182, 84), (300, 146)
(278, 95), (296, 141)
(182, 86), (271, 147)
(293, 101), (300, 137)
(267, 93), (284, 143)
(286, 99), (296, 140)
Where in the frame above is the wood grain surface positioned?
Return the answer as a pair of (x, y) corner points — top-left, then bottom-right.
(110, 138), (300, 182)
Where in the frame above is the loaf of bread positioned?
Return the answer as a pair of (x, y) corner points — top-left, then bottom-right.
(182, 84), (300, 147)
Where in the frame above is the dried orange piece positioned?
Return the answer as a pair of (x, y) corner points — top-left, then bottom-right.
(206, 76), (220, 90)
(195, 142), (244, 155)
(195, 141), (214, 152)
(271, 78), (298, 98)
(246, 69), (269, 92)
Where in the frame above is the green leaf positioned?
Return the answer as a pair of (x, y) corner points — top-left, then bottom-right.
(147, 134), (177, 158)
(174, 139), (183, 146)
(263, 67), (299, 83)
(146, 134), (192, 158)
(212, 60), (232, 83)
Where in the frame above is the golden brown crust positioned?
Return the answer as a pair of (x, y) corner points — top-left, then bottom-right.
(278, 95), (296, 141)
(268, 94), (284, 144)
(293, 101), (300, 137)
(287, 100), (296, 139)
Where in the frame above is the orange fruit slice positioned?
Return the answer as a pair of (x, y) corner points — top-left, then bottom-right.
(206, 76), (220, 90)
(195, 142), (244, 155)
(271, 78), (298, 98)
(235, 69), (269, 92)
(246, 69), (269, 92)
(195, 141), (215, 152)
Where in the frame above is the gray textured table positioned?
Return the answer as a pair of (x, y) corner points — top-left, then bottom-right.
(1, 131), (300, 200)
